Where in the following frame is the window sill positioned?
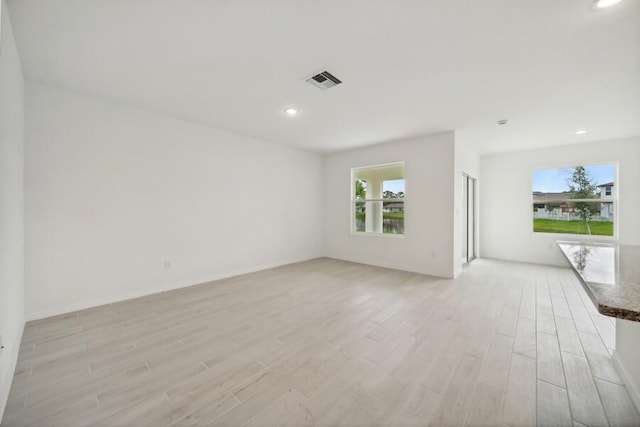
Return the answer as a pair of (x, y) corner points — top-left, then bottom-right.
(531, 231), (617, 241)
(351, 232), (405, 239)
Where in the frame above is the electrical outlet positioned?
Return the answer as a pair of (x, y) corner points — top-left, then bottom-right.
(164, 260), (171, 270)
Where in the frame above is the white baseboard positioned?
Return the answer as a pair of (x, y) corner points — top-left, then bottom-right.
(0, 321), (25, 424)
(26, 255), (321, 322)
(323, 253), (451, 279)
(612, 350), (640, 413)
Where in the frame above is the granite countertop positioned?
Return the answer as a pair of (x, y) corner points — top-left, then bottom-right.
(558, 241), (640, 322)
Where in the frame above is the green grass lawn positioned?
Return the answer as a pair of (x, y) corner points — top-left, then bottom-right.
(533, 219), (613, 236)
(383, 212), (404, 220)
(355, 212), (404, 220)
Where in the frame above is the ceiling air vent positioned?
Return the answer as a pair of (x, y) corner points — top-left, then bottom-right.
(305, 70), (343, 90)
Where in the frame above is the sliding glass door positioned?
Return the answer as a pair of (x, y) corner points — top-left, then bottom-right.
(462, 173), (476, 264)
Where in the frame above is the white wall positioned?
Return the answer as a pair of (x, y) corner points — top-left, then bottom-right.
(323, 132), (456, 278)
(480, 137), (640, 266)
(615, 319), (640, 413)
(24, 81), (324, 319)
(453, 138), (480, 277)
(0, 0), (25, 421)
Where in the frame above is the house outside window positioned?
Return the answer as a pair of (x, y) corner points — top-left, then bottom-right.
(353, 162), (405, 235)
(598, 182), (614, 220)
(531, 164), (615, 236)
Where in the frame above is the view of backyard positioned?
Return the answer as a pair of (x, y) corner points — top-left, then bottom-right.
(532, 164), (614, 236)
(354, 175), (405, 234)
(355, 211), (404, 234)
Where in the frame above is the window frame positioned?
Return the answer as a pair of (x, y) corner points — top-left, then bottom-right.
(530, 162), (618, 240)
(351, 162), (406, 238)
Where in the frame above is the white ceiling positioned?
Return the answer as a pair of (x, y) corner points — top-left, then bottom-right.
(7, 0), (640, 154)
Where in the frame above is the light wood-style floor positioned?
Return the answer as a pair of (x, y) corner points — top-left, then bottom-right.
(3, 258), (640, 426)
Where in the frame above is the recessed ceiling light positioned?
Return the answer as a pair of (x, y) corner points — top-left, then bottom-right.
(575, 129), (588, 135)
(284, 107), (298, 116)
(593, 0), (623, 9)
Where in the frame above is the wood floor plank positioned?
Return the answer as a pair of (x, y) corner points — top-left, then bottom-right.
(536, 305), (557, 335)
(505, 286), (522, 310)
(537, 332), (565, 388)
(537, 380), (572, 427)
(429, 354), (483, 427)
(513, 317), (537, 359)
(561, 351), (609, 427)
(496, 306), (519, 338)
(92, 393), (169, 427)
(421, 334), (469, 393)
(244, 388), (311, 427)
(519, 284), (536, 321)
(315, 386), (385, 427)
(568, 304), (598, 334)
(577, 330), (622, 385)
(590, 316), (616, 354)
(137, 390), (238, 427)
(401, 385), (441, 421)
(503, 353), (536, 427)
(594, 378), (640, 427)
(549, 275), (573, 320)
(483, 297), (506, 321)
(556, 316), (585, 357)
(464, 382), (506, 427)
(466, 318), (498, 360)
(478, 333), (513, 391)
